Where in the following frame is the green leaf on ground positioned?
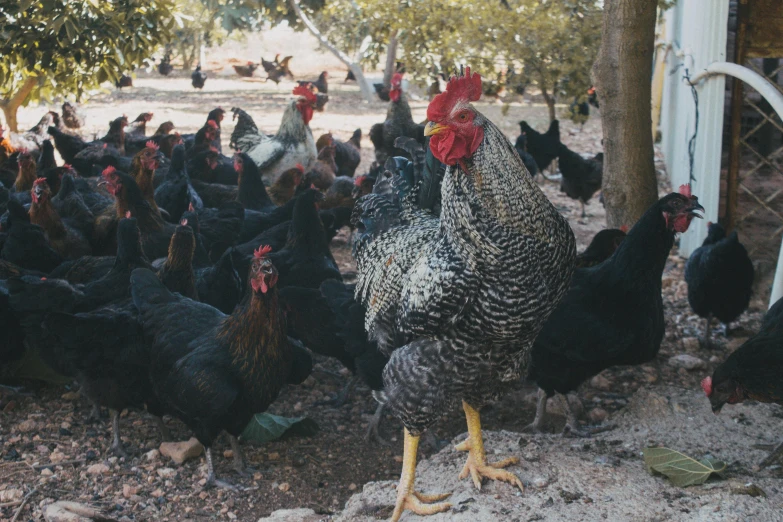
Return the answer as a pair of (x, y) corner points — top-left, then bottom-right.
(241, 413), (319, 444)
(643, 447), (726, 487)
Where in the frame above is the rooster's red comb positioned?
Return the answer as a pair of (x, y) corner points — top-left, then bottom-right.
(207, 120), (218, 129)
(254, 245), (273, 259)
(391, 73), (403, 86)
(125, 211), (132, 218)
(33, 177), (48, 187)
(295, 163), (305, 173)
(101, 166), (117, 177)
(354, 175), (366, 187)
(427, 67), (482, 122)
(679, 184), (692, 197)
(620, 225), (629, 233)
(145, 140), (160, 151)
(293, 85), (317, 104)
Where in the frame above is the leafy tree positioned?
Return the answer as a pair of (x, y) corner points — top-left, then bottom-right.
(0, 0), (180, 131)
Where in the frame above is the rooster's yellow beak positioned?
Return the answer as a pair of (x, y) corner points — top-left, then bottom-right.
(424, 121), (447, 137)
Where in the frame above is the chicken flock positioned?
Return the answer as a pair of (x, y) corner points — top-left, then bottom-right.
(0, 67), (777, 521)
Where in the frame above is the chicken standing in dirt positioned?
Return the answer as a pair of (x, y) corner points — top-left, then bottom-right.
(703, 296), (783, 468)
(354, 68), (576, 521)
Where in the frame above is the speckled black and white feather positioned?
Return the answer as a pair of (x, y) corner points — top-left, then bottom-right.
(355, 110), (576, 434)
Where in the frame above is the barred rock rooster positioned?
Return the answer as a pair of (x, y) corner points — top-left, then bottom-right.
(702, 296), (783, 468)
(353, 68), (575, 520)
(229, 86), (318, 185)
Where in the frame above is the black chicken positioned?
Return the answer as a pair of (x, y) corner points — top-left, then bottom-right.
(575, 227), (627, 269)
(702, 296), (783, 468)
(518, 119), (560, 173)
(557, 144), (603, 218)
(131, 245), (312, 488)
(192, 64), (207, 89)
(513, 132), (539, 179)
(527, 186), (704, 435)
(685, 222), (754, 346)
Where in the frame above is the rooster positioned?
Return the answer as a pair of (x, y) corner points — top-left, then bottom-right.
(297, 70), (328, 94)
(61, 101), (85, 130)
(131, 245), (312, 488)
(702, 296), (783, 468)
(229, 86), (319, 185)
(354, 68), (576, 520)
(369, 73), (426, 165)
(262, 54), (294, 84)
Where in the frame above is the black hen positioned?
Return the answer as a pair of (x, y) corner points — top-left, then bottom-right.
(519, 119), (560, 172)
(527, 189), (705, 434)
(0, 199), (63, 272)
(685, 222), (754, 345)
(575, 228), (627, 269)
(513, 132), (539, 178)
(557, 145), (603, 218)
(195, 247), (243, 314)
(192, 65), (207, 89)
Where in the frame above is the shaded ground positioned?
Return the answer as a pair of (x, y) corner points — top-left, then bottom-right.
(2, 42), (777, 521)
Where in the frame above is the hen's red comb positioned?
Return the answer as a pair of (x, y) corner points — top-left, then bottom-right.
(101, 166), (117, 177)
(254, 245), (273, 258)
(391, 73), (403, 86)
(125, 211), (132, 218)
(33, 177), (48, 187)
(207, 120), (218, 129)
(188, 202), (194, 212)
(310, 183), (316, 190)
(180, 218), (188, 226)
(293, 85), (317, 104)
(63, 163), (73, 170)
(427, 67), (482, 122)
(701, 376), (712, 397)
(620, 225), (629, 233)
(679, 184), (692, 197)
(354, 175), (366, 187)
(145, 140), (160, 151)
(295, 163), (305, 173)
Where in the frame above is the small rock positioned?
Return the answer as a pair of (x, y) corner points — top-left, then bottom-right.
(590, 374), (612, 391)
(16, 419), (37, 433)
(86, 463), (110, 475)
(533, 477), (548, 489)
(144, 449), (160, 461)
(224, 450), (234, 459)
(293, 402), (303, 412)
(680, 337), (700, 351)
(256, 508), (321, 522)
(159, 438), (203, 465)
(49, 451), (67, 463)
(588, 408), (608, 423)
(267, 452), (280, 461)
(198, 491), (208, 500)
(44, 501), (102, 522)
(122, 485), (137, 498)
(278, 482), (290, 492)
(41, 468), (54, 477)
(156, 468), (177, 479)
(59, 427), (73, 437)
(668, 354), (706, 371)
(151, 489), (164, 498)
(348, 483), (357, 491)
(61, 391), (80, 401)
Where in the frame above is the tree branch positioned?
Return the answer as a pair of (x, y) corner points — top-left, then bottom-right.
(0, 76), (37, 132)
(288, 0), (374, 102)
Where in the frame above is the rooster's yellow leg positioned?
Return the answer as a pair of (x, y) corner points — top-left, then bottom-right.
(455, 400), (524, 491)
(390, 428), (452, 522)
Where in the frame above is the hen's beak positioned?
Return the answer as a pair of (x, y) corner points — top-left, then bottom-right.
(688, 200), (705, 218)
(424, 121), (447, 137)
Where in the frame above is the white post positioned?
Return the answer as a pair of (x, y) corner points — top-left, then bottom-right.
(675, 0), (729, 258)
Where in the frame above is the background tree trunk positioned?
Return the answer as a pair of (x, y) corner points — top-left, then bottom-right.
(540, 86), (556, 122)
(0, 77), (37, 132)
(592, 0), (658, 229)
(382, 31), (398, 88)
(289, 0), (374, 102)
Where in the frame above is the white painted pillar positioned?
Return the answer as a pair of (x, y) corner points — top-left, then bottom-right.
(673, 0), (729, 257)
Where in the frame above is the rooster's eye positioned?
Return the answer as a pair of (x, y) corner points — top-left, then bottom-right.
(457, 112), (469, 122)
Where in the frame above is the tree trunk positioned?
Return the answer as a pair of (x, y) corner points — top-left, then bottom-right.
(289, 0), (374, 102)
(540, 86), (556, 122)
(592, 0), (658, 229)
(0, 77), (37, 132)
(382, 31), (398, 88)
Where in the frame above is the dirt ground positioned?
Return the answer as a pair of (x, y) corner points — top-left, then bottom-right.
(1, 30), (778, 522)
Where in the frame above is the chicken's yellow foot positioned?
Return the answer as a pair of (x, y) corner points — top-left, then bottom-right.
(390, 428), (452, 522)
(455, 400), (524, 491)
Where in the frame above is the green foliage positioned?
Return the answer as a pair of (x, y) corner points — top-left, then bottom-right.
(313, 0), (601, 108)
(241, 413), (319, 444)
(0, 0), (180, 106)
